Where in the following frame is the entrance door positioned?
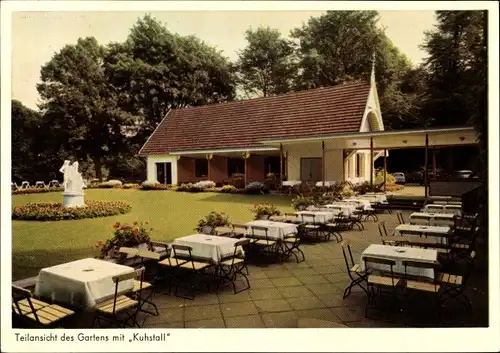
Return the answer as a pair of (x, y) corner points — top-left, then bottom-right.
(156, 162), (172, 184)
(300, 158), (322, 182)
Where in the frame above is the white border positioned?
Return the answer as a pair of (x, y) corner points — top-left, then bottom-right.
(2, 2), (499, 352)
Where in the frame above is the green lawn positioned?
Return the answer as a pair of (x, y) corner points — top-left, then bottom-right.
(12, 189), (294, 281)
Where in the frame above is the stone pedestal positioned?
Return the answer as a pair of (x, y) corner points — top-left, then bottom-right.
(62, 192), (85, 208)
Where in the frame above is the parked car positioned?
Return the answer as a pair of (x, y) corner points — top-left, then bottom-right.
(454, 170), (473, 180)
(392, 172), (406, 184)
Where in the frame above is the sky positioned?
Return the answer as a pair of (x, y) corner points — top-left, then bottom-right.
(11, 10), (437, 110)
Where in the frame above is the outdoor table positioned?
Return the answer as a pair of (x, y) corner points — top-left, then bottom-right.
(245, 220), (298, 240)
(172, 234), (244, 264)
(360, 244), (439, 280)
(424, 204), (462, 216)
(394, 224), (452, 245)
(315, 181), (334, 187)
(34, 258), (135, 309)
(344, 198), (371, 210)
(410, 212), (456, 227)
(295, 210), (334, 224)
(357, 194), (388, 204)
(282, 180), (301, 187)
(324, 203), (356, 216)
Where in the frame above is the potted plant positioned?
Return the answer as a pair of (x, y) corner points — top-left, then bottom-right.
(251, 203), (280, 220)
(95, 221), (152, 259)
(195, 211), (231, 234)
(291, 196), (315, 211)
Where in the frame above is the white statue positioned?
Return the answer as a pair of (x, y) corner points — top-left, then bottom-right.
(59, 160), (84, 194)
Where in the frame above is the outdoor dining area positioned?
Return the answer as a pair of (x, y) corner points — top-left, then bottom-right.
(12, 193), (484, 329)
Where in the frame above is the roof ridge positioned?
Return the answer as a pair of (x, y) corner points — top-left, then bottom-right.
(173, 79), (370, 112)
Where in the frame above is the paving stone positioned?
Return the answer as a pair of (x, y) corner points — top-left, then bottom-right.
(248, 271), (268, 279)
(148, 306), (184, 323)
(313, 265), (341, 275)
(249, 287), (283, 300)
(264, 268), (293, 279)
(143, 320), (185, 328)
(184, 304), (222, 321)
(221, 301), (259, 318)
(224, 314), (266, 328)
(315, 293), (349, 308)
(330, 306), (366, 322)
(295, 308), (343, 323)
(253, 298), (293, 313)
(296, 274), (330, 285)
(154, 295), (187, 309)
(277, 286), (313, 298)
(306, 283), (342, 295)
(182, 294), (220, 306)
(185, 317), (225, 328)
(249, 278), (275, 289)
(270, 277), (302, 287)
(289, 267), (317, 277)
(261, 311), (299, 328)
(286, 296), (327, 310)
(217, 289), (252, 303)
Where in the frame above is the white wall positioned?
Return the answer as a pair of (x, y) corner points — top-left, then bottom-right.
(285, 143), (343, 182)
(146, 155), (178, 185)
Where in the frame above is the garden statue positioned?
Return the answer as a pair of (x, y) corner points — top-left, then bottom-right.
(59, 160), (85, 207)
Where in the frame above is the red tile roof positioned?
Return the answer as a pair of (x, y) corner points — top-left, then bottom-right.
(139, 80), (371, 155)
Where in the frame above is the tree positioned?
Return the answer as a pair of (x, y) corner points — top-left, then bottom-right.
(236, 26), (297, 98)
(37, 37), (136, 180)
(105, 14), (236, 139)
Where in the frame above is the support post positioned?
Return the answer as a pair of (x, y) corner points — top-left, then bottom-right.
(206, 154), (212, 181)
(342, 150), (345, 182)
(383, 149), (387, 192)
(279, 143), (283, 190)
(321, 141), (325, 189)
(243, 152), (249, 188)
(370, 137), (374, 188)
(424, 134), (429, 199)
(432, 149), (437, 178)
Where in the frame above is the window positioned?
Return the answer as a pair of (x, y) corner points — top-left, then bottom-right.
(264, 156), (281, 177)
(228, 158), (245, 177)
(356, 154), (362, 177)
(195, 159), (208, 178)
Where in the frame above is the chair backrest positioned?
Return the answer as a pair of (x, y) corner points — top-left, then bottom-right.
(340, 241), (355, 270)
(134, 267), (146, 292)
(227, 239), (250, 265)
(250, 226), (269, 240)
(378, 221), (388, 238)
(137, 249), (161, 261)
(402, 260), (440, 287)
(171, 244), (197, 269)
(12, 285), (42, 323)
(119, 247), (139, 256)
(396, 212), (405, 225)
(300, 212), (316, 224)
(232, 224), (248, 234)
(363, 256), (396, 285)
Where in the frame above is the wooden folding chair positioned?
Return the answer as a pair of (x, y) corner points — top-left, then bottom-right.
(218, 239), (251, 294)
(12, 285), (75, 328)
(282, 231), (305, 263)
(363, 256), (402, 319)
(299, 213), (322, 240)
(130, 263), (159, 317)
(231, 224), (249, 238)
(285, 212), (301, 224)
(362, 205), (379, 222)
(247, 226), (278, 254)
(169, 244), (212, 300)
(215, 225), (235, 237)
(341, 242), (368, 299)
(379, 222), (406, 246)
(93, 271), (140, 328)
(410, 215), (429, 225)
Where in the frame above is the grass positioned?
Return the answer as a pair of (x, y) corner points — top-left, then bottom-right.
(11, 189), (294, 281)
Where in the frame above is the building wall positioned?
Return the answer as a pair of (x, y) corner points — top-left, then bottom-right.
(247, 154), (266, 182)
(285, 143), (343, 182)
(210, 155), (227, 183)
(146, 155), (178, 185)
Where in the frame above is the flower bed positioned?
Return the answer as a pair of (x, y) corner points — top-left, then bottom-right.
(12, 187), (63, 195)
(12, 200), (132, 221)
(140, 181), (170, 190)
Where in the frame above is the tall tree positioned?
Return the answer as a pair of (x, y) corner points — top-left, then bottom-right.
(37, 37), (136, 180)
(105, 14), (236, 139)
(236, 26), (297, 98)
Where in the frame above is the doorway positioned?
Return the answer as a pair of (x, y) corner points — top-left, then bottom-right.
(300, 158), (322, 182)
(156, 162), (172, 184)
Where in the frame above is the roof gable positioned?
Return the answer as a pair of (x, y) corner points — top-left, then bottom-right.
(139, 80), (371, 155)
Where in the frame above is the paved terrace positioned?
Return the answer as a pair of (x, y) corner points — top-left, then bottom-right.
(64, 210), (488, 329)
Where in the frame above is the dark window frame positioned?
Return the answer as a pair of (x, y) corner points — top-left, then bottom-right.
(195, 158), (208, 178)
(227, 157), (245, 177)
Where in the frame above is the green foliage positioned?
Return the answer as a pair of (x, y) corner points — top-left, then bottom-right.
(195, 211), (231, 234)
(140, 181), (169, 190)
(236, 26), (298, 98)
(251, 203), (280, 220)
(245, 181), (269, 195)
(122, 183), (140, 189)
(98, 180), (123, 188)
(177, 183), (203, 193)
(12, 200), (132, 221)
(291, 196), (316, 211)
(95, 221), (152, 259)
(375, 171), (396, 185)
(220, 185), (237, 193)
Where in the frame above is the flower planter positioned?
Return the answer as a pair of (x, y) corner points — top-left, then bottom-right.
(201, 226), (214, 235)
(257, 215), (270, 220)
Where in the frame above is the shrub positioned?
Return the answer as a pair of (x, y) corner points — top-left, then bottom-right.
(245, 181), (269, 195)
(194, 180), (216, 189)
(251, 203), (280, 220)
(123, 183), (140, 189)
(220, 185), (237, 193)
(94, 221), (152, 259)
(263, 173), (279, 190)
(12, 187), (63, 195)
(291, 196), (316, 211)
(177, 183), (204, 192)
(140, 181), (169, 190)
(12, 200), (132, 221)
(386, 184), (404, 192)
(98, 180), (123, 188)
(352, 181), (373, 195)
(195, 211), (231, 234)
(375, 170), (396, 185)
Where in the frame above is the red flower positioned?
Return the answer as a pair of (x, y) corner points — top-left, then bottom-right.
(133, 221), (138, 225)
(113, 222), (120, 229)
(132, 230), (138, 236)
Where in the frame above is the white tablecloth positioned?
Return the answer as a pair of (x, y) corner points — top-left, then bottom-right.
(410, 212), (456, 226)
(295, 211), (333, 224)
(360, 244), (438, 279)
(344, 198), (371, 210)
(357, 194), (388, 204)
(172, 234), (243, 264)
(245, 220), (298, 240)
(282, 180), (302, 187)
(34, 258), (135, 309)
(324, 204), (355, 216)
(424, 204), (462, 216)
(394, 224), (451, 245)
(315, 181), (335, 187)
